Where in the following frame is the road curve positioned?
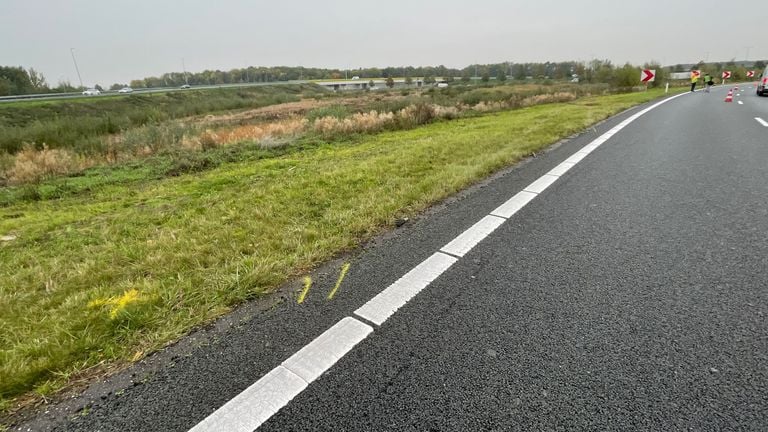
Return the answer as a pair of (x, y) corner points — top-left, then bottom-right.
(13, 85), (768, 431)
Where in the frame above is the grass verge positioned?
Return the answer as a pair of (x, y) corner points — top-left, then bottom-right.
(0, 84), (325, 155)
(0, 88), (675, 416)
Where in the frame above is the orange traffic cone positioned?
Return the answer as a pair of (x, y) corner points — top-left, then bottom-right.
(724, 91), (733, 102)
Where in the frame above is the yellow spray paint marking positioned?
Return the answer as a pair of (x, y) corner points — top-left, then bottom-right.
(131, 351), (145, 362)
(297, 276), (313, 304)
(87, 289), (141, 320)
(327, 262), (351, 300)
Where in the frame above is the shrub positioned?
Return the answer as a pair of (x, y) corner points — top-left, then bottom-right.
(306, 105), (350, 122)
(257, 136), (287, 149)
(460, 88), (498, 106)
(472, 101), (505, 112)
(613, 64), (640, 91)
(199, 130), (219, 151)
(432, 105), (460, 120)
(0, 151), (14, 185)
(120, 122), (197, 156)
(398, 102), (436, 126)
(369, 98), (415, 114)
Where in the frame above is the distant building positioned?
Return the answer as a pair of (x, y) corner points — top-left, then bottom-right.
(669, 72), (692, 80)
(315, 78), (424, 91)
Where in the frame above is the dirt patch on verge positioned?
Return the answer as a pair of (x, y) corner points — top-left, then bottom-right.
(197, 99), (332, 125)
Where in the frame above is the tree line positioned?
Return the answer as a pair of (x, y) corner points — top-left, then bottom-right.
(0, 66), (59, 96)
(124, 62), (589, 89)
(2, 59), (766, 96)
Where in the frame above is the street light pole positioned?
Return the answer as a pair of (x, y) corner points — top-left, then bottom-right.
(70, 48), (84, 89)
(182, 58), (189, 85)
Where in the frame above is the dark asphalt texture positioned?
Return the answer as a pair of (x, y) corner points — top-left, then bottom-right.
(16, 86), (768, 431)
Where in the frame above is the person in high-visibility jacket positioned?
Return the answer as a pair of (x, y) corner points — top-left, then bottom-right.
(691, 71), (699, 92)
(704, 73), (713, 93)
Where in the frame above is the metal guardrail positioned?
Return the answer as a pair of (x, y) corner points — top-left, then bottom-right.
(0, 87), (196, 102)
(0, 81), (313, 103)
(0, 91), (83, 101)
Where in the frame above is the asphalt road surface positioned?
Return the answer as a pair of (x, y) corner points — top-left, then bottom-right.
(0, 81), (309, 103)
(14, 84), (768, 431)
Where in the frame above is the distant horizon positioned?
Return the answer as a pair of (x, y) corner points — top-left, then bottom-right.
(2, 0), (765, 87)
(8, 57), (767, 89)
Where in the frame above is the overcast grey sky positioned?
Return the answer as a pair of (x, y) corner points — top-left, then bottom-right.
(1, 0), (765, 87)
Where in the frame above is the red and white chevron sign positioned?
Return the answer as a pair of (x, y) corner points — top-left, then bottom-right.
(722, 71), (732, 79)
(746, 71), (755, 78)
(640, 69), (655, 83)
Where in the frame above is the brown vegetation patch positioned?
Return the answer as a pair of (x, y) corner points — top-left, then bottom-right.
(7, 145), (95, 185)
(197, 100), (330, 125)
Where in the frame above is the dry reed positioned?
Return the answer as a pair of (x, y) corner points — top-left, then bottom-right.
(6, 144), (93, 184)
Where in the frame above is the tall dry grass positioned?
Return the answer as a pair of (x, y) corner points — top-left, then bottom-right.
(432, 104), (461, 119)
(185, 118), (308, 150)
(0, 118), (310, 185)
(469, 91), (578, 112)
(313, 111), (396, 137)
(1, 89), (584, 186)
(472, 101), (507, 112)
(520, 92), (578, 107)
(311, 102), (465, 138)
(6, 144), (93, 184)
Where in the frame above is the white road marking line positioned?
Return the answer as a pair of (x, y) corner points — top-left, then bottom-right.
(189, 366), (307, 432)
(577, 138), (607, 155)
(756, 117), (768, 127)
(188, 91), (690, 432)
(282, 317), (373, 383)
(564, 151), (589, 164)
(440, 215), (507, 257)
(546, 161), (577, 177)
(190, 318), (372, 432)
(490, 190), (538, 219)
(523, 174), (559, 194)
(354, 252), (457, 326)
(738, 101), (744, 105)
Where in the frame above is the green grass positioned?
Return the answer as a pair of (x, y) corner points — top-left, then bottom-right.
(0, 84), (326, 155)
(0, 89), (674, 412)
(0, 140), (313, 207)
(306, 104), (351, 122)
(0, 82), (615, 188)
